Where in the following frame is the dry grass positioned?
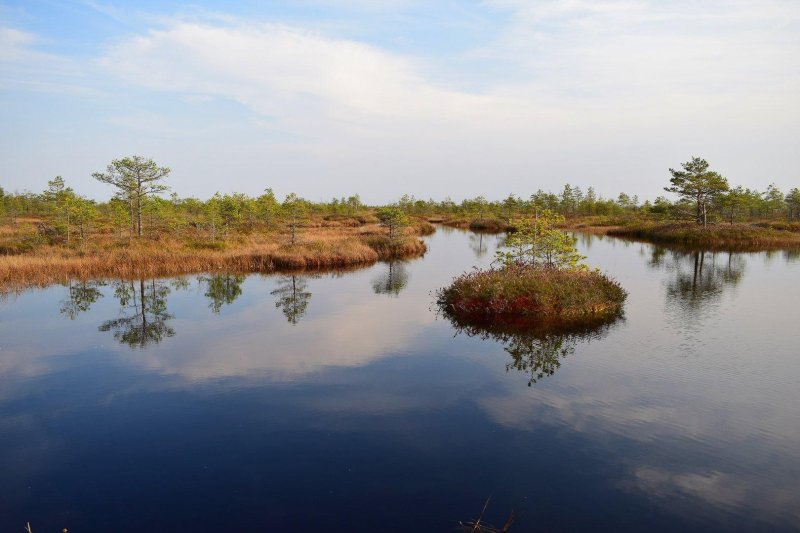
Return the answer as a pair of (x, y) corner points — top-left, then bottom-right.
(436, 217), (514, 232)
(0, 222), (427, 291)
(606, 222), (800, 250)
(410, 219), (436, 235)
(439, 217), (472, 229)
(752, 220), (800, 233)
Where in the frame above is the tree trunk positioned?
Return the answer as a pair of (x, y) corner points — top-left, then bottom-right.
(136, 194), (143, 237)
(696, 192), (702, 225)
(129, 200), (135, 242)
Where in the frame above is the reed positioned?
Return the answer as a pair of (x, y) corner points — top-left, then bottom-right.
(0, 223), (426, 291)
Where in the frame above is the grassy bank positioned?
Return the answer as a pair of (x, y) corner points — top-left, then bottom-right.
(437, 265), (626, 328)
(605, 222), (800, 249)
(0, 222), (427, 291)
(436, 217), (514, 233)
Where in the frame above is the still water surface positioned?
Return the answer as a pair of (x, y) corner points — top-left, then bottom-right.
(1, 228), (799, 531)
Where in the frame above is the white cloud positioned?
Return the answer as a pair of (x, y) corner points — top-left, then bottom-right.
(1, 1), (799, 200)
(0, 26), (54, 64)
(99, 22), (494, 124)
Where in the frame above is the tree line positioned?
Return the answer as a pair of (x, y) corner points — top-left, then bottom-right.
(1, 155), (798, 246)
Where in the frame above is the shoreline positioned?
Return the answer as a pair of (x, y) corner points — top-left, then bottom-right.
(0, 224), (428, 292)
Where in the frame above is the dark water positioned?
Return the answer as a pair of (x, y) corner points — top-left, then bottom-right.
(1, 228), (799, 532)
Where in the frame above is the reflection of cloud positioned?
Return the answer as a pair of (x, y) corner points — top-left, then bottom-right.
(117, 286), (434, 382)
(624, 466), (800, 524)
(475, 350), (800, 525)
(630, 468), (747, 508)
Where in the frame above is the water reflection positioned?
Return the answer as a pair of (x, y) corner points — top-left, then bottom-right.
(271, 274), (313, 324)
(3, 228), (800, 532)
(469, 232), (489, 258)
(783, 248), (800, 262)
(371, 261), (409, 296)
(99, 279), (175, 348)
(199, 273), (245, 313)
(649, 248), (746, 312)
(59, 281), (105, 319)
(446, 316), (622, 386)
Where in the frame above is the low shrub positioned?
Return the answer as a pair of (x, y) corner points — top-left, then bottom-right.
(437, 265), (626, 327)
(468, 218), (513, 233)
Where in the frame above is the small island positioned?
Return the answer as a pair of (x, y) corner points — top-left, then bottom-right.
(437, 211), (627, 329)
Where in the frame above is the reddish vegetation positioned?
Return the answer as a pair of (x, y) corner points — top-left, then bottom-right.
(437, 265), (626, 327)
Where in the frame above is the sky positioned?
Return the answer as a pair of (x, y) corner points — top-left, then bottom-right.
(1, 0), (798, 203)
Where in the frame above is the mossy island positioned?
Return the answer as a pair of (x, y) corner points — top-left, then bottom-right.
(438, 266), (626, 328)
(437, 211), (627, 331)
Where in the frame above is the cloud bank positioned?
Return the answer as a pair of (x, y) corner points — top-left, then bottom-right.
(1, 1), (798, 200)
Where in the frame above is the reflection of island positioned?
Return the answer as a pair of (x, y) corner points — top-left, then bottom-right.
(371, 261), (409, 297)
(99, 279), (175, 348)
(199, 274), (245, 313)
(445, 315), (622, 387)
(59, 281), (105, 319)
(271, 275), (312, 325)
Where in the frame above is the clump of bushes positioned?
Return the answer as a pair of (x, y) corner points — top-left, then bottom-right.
(438, 210), (626, 327)
(413, 220), (436, 235)
(439, 266), (625, 322)
(363, 235), (427, 259)
(468, 218), (514, 233)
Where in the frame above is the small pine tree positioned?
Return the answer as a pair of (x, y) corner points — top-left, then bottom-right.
(495, 210), (585, 270)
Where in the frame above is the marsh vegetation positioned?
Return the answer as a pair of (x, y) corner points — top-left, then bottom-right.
(438, 211), (627, 330)
(1, 155), (798, 293)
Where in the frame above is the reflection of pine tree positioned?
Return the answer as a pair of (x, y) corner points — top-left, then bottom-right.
(469, 232), (488, 258)
(371, 261), (409, 297)
(504, 334), (577, 386)
(443, 315), (620, 387)
(99, 279), (175, 348)
(271, 275), (312, 325)
(59, 281), (105, 319)
(199, 274), (245, 313)
(650, 248), (745, 313)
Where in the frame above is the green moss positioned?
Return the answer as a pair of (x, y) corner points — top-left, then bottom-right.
(187, 240), (228, 251)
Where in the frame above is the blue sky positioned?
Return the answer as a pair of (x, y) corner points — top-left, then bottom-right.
(1, 0), (798, 203)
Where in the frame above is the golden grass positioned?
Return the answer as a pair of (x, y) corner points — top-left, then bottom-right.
(606, 222), (800, 250)
(0, 223), (427, 291)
